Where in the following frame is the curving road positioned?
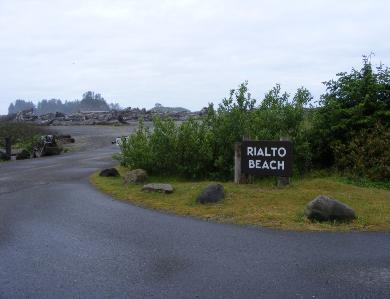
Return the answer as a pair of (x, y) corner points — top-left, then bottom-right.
(1, 126), (389, 298)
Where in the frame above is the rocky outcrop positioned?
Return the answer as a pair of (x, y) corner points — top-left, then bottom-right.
(197, 183), (225, 204)
(305, 195), (356, 222)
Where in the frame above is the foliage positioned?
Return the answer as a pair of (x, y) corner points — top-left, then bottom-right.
(37, 99), (81, 114)
(117, 118), (215, 179)
(8, 99), (35, 114)
(119, 57), (389, 181)
(332, 122), (390, 181)
(118, 121), (154, 171)
(311, 56), (390, 170)
(0, 122), (51, 153)
(118, 82), (311, 179)
(252, 85), (313, 174)
(80, 91), (110, 111)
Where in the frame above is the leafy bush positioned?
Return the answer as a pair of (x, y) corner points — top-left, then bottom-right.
(118, 121), (154, 171)
(333, 122), (390, 181)
(311, 56), (390, 169)
(118, 82), (311, 179)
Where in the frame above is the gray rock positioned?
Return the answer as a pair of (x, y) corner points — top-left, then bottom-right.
(305, 195), (356, 222)
(142, 183), (173, 194)
(123, 169), (148, 184)
(99, 168), (120, 177)
(197, 183), (225, 204)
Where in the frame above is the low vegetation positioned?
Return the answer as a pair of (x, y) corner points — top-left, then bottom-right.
(107, 57), (389, 230)
(116, 57), (389, 182)
(91, 168), (390, 231)
(0, 122), (51, 153)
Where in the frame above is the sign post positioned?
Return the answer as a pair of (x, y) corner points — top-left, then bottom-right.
(236, 139), (293, 186)
(5, 137), (11, 159)
(234, 142), (242, 184)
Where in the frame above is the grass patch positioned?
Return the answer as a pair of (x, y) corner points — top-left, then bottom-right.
(90, 167), (390, 231)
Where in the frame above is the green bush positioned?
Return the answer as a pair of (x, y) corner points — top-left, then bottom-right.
(118, 121), (154, 171)
(333, 123), (390, 181)
(311, 56), (390, 170)
(118, 82), (311, 179)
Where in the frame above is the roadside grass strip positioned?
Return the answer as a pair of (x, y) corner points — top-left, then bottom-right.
(91, 168), (390, 232)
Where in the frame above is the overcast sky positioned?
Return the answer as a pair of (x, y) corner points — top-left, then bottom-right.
(0, 0), (389, 114)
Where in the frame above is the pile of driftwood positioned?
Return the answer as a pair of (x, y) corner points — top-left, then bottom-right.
(4, 107), (208, 126)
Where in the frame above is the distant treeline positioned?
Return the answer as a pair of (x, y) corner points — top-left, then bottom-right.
(8, 91), (121, 115)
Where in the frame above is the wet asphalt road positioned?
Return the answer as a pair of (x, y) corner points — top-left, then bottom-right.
(1, 127), (390, 298)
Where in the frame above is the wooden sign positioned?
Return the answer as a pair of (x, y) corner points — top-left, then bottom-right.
(241, 140), (293, 176)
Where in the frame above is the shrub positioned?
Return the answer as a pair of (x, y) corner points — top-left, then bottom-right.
(118, 82), (311, 179)
(333, 122), (390, 181)
(118, 121), (154, 171)
(311, 56), (390, 170)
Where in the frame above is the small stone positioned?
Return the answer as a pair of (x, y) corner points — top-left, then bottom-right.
(142, 183), (173, 194)
(197, 183), (225, 204)
(305, 195), (356, 222)
(99, 168), (120, 177)
(123, 169), (148, 184)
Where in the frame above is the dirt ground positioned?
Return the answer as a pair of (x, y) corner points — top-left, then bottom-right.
(48, 123), (151, 152)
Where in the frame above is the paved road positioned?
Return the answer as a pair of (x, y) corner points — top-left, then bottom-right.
(1, 130), (389, 298)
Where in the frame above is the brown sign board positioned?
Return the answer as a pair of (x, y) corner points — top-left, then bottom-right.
(241, 140), (293, 176)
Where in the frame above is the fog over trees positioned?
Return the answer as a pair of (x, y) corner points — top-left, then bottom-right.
(8, 91), (120, 115)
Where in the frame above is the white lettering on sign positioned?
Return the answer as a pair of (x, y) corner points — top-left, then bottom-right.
(246, 146), (287, 158)
(249, 160), (255, 168)
(247, 147), (254, 156)
(248, 160), (285, 170)
(278, 147), (286, 157)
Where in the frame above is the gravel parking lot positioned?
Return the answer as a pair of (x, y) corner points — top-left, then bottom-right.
(49, 123), (152, 152)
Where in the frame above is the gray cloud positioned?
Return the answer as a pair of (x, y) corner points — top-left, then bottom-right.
(1, 0), (389, 114)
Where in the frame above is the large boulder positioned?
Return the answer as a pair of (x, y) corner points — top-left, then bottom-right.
(305, 195), (356, 222)
(142, 183), (173, 194)
(123, 169), (148, 184)
(99, 168), (120, 177)
(197, 183), (225, 204)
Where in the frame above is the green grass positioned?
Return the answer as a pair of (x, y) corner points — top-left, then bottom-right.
(90, 167), (390, 231)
